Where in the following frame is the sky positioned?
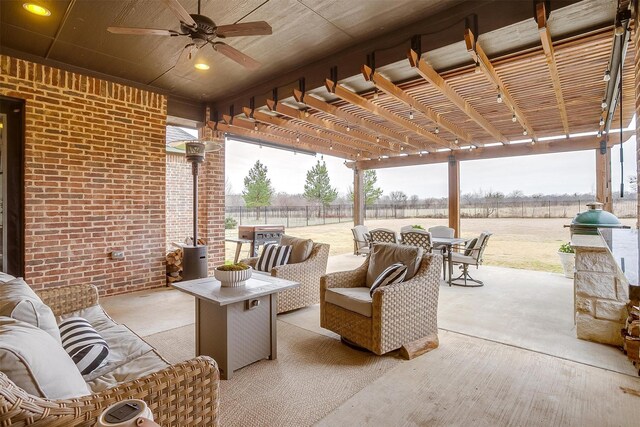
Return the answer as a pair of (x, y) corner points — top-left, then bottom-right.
(183, 128), (637, 199)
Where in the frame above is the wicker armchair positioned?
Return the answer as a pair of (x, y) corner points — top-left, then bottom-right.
(320, 253), (441, 356)
(244, 242), (330, 313)
(0, 283), (220, 427)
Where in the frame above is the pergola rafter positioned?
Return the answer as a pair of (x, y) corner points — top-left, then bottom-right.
(536, 3), (570, 137)
(245, 108), (377, 158)
(464, 28), (537, 142)
(361, 64), (474, 144)
(264, 100), (398, 153)
(293, 89), (422, 149)
(325, 79), (457, 151)
(408, 49), (510, 145)
(210, 117), (361, 159)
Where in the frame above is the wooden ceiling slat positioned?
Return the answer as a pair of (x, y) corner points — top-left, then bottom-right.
(326, 80), (455, 151)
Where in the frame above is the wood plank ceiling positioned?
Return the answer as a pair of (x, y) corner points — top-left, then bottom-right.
(211, 21), (635, 164)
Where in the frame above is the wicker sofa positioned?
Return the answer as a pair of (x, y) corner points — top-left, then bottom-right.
(0, 282), (220, 427)
(320, 249), (441, 356)
(244, 237), (330, 313)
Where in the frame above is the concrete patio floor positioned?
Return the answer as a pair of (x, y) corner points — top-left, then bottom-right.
(104, 254), (637, 376)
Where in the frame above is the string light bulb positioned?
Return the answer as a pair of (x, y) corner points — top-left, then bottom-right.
(522, 129), (528, 136)
(373, 89), (379, 100)
(376, 136), (380, 143)
(434, 127), (439, 134)
(346, 125), (351, 132)
(599, 117), (605, 126)
(329, 144), (333, 150)
(496, 93), (503, 103)
(400, 146), (404, 151)
(454, 138), (459, 144)
(357, 151), (361, 157)
(512, 113), (517, 123)
(296, 135), (300, 143)
(531, 140), (536, 146)
(254, 124), (258, 131)
(304, 111), (310, 117)
(601, 99), (607, 109)
(378, 156), (381, 162)
(409, 110), (414, 120)
(597, 130), (603, 137)
(603, 69), (611, 82)
(419, 151), (423, 157)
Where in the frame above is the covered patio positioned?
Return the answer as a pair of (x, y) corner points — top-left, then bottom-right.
(1, 0), (640, 425)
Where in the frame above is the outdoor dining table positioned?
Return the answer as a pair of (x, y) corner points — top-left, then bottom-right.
(431, 237), (470, 286)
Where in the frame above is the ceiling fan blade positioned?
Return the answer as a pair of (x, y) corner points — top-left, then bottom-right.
(212, 42), (261, 70)
(215, 21), (272, 38)
(107, 26), (179, 36)
(162, 0), (197, 27)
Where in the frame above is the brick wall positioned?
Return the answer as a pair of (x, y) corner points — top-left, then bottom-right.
(0, 55), (167, 296)
(166, 153), (193, 249)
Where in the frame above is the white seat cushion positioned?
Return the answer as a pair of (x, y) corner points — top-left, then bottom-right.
(450, 252), (478, 265)
(0, 317), (90, 399)
(325, 287), (372, 318)
(0, 277), (61, 343)
(87, 350), (169, 393)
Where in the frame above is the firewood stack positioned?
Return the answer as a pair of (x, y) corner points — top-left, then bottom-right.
(622, 303), (640, 375)
(166, 247), (183, 283)
(165, 238), (207, 284)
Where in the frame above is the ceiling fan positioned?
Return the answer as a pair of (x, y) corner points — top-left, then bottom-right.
(107, 0), (271, 70)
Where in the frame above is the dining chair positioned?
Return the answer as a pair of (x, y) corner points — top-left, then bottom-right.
(400, 230), (432, 253)
(450, 232), (492, 287)
(369, 228), (399, 244)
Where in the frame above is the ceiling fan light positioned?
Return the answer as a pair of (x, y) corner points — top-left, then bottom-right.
(23, 3), (51, 16)
(194, 62), (210, 70)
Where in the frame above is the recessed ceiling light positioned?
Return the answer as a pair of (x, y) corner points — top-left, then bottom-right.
(23, 3), (51, 16)
(194, 63), (210, 70)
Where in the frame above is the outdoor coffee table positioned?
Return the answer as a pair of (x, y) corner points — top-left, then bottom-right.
(171, 275), (299, 379)
(431, 237), (470, 286)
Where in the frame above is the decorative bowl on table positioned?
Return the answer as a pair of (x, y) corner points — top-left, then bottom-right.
(214, 263), (252, 287)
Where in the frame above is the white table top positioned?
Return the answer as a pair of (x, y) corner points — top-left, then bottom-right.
(431, 237), (469, 245)
(170, 275), (300, 306)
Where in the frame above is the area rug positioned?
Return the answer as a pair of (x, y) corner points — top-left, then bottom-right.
(143, 321), (401, 426)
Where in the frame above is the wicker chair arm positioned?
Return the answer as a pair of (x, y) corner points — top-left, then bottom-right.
(0, 356), (220, 427)
(36, 284), (99, 317)
(321, 257), (369, 291)
(240, 257), (258, 268)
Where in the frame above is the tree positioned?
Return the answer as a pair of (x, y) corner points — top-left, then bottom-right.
(242, 161), (274, 217)
(303, 160), (338, 207)
(347, 170), (383, 206)
(389, 191), (408, 204)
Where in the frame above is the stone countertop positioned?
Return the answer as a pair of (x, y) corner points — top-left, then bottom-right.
(598, 228), (639, 288)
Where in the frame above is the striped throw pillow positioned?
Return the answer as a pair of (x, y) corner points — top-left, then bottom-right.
(59, 317), (109, 376)
(369, 262), (407, 296)
(257, 244), (292, 272)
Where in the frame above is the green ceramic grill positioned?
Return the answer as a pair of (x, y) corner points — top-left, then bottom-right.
(570, 202), (625, 235)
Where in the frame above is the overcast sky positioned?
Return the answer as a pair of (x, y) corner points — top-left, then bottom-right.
(183, 128), (637, 199)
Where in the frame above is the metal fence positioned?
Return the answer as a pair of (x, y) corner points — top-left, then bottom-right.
(225, 198), (638, 228)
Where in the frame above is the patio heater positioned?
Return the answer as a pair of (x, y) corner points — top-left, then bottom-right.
(179, 137), (222, 281)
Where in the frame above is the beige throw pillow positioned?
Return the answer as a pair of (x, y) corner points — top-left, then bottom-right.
(366, 243), (423, 288)
(280, 235), (314, 264)
(0, 277), (62, 343)
(0, 317), (91, 399)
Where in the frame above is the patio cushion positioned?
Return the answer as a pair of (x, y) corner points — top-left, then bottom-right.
(451, 252), (478, 266)
(59, 305), (155, 381)
(325, 287), (372, 318)
(464, 238), (478, 256)
(0, 272), (16, 282)
(366, 243), (423, 288)
(0, 317), (90, 399)
(369, 262), (407, 296)
(0, 277), (61, 343)
(280, 235), (314, 264)
(59, 317), (110, 375)
(87, 349), (169, 393)
(257, 244), (292, 272)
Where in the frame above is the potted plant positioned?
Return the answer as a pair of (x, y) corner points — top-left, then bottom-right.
(412, 224), (425, 230)
(214, 261), (252, 287)
(558, 242), (575, 279)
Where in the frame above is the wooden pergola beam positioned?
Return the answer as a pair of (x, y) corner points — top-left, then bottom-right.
(536, 3), (570, 137)
(361, 65), (474, 144)
(464, 29), (534, 142)
(325, 79), (457, 151)
(408, 49), (510, 145)
(245, 108), (376, 158)
(293, 90), (424, 149)
(209, 117), (358, 159)
(264, 100), (398, 153)
(349, 130), (633, 169)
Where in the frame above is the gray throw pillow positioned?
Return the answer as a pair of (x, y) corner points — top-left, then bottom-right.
(280, 235), (314, 264)
(0, 277), (61, 343)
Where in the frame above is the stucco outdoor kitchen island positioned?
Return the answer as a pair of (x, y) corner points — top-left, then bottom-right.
(171, 275), (299, 379)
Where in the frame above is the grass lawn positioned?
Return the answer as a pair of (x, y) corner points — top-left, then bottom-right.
(225, 217), (637, 273)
